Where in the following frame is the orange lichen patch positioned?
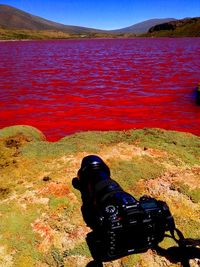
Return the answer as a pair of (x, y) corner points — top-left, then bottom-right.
(31, 219), (54, 252)
(192, 166), (200, 176)
(31, 219), (53, 239)
(68, 225), (90, 240)
(145, 147), (168, 158)
(38, 182), (70, 198)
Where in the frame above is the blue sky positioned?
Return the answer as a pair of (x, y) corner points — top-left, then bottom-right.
(1, 0), (200, 30)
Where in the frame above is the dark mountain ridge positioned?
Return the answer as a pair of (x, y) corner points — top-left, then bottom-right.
(147, 17), (200, 37)
(111, 18), (177, 34)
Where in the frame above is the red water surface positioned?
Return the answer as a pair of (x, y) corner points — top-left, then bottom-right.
(0, 38), (200, 141)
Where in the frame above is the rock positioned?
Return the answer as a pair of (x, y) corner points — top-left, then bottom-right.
(43, 176), (51, 182)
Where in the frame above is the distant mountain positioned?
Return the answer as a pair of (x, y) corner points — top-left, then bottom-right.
(0, 4), (103, 34)
(147, 17), (200, 37)
(111, 18), (177, 34)
(0, 5), (199, 39)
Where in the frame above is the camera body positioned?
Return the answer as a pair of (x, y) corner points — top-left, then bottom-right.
(73, 155), (175, 262)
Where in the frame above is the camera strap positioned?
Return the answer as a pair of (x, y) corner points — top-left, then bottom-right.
(170, 227), (186, 246)
(155, 226), (200, 267)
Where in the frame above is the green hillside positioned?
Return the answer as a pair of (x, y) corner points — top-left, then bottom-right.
(145, 17), (200, 37)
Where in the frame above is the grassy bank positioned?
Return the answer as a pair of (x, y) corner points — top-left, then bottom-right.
(0, 27), (136, 40)
(143, 17), (200, 37)
(0, 125), (199, 266)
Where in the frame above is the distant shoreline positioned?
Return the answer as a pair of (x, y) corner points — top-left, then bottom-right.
(1, 36), (200, 42)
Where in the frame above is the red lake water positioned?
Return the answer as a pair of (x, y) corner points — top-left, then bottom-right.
(0, 38), (200, 141)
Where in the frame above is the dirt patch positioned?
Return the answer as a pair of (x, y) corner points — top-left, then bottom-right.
(99, 143), (148, 160)
(0, 245), (14, 267)
(4, 134), (33, 149)
(38, 182), (70, 198)
(138, 174), (200, 222)
(0, 187), (10, 199)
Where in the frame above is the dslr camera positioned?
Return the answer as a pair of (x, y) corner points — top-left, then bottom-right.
(72, 155), (175, 262)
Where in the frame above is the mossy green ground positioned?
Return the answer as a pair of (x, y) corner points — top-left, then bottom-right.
(0, 125), (199, 267)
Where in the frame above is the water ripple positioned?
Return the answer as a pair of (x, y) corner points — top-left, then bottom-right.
(0, 38), (200, 140)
